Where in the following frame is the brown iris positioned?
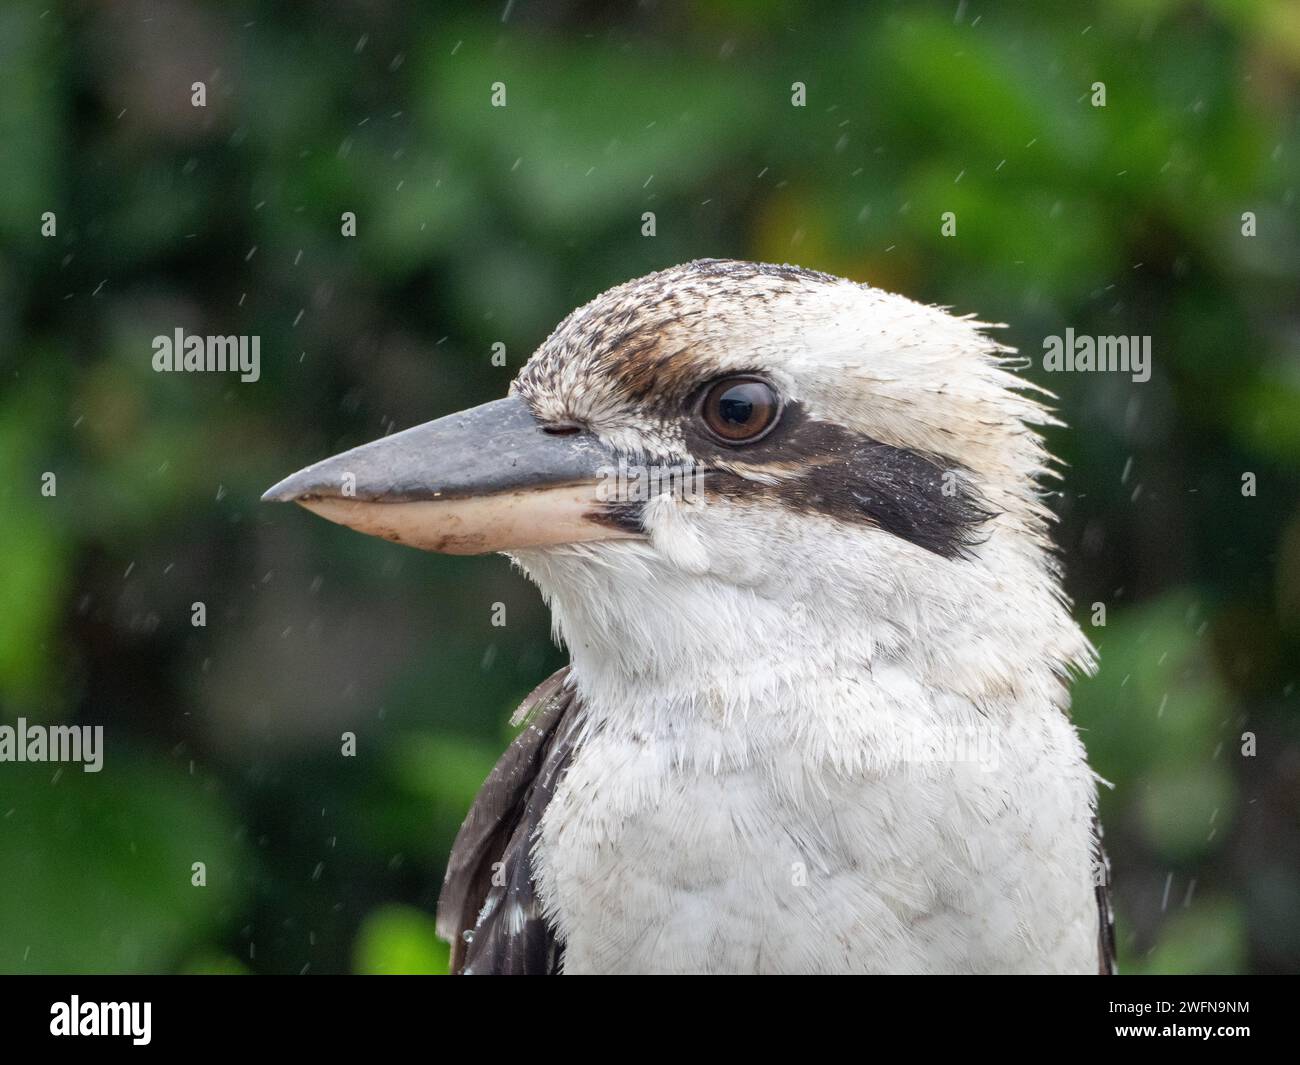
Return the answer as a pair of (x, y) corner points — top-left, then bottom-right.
(699, 376), (781, 444)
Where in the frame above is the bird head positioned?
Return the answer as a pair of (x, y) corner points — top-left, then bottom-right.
(264, 260), (1092, 705)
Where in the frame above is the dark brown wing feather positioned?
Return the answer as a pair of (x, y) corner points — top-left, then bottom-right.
(436, 667), (581, 975)
(1094, 816), (1118, 975)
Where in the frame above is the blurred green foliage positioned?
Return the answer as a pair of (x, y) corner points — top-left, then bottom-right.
(0, 0), (1296, 973)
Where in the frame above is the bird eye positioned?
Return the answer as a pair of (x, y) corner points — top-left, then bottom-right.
(699, 376), (781, 444)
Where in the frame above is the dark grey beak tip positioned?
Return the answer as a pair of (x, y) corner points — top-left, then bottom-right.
(261, 475), (310, 504)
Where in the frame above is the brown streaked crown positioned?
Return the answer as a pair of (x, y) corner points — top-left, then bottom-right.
(512, 260), (839, 429)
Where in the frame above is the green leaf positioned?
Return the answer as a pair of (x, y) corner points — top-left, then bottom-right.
(353, 904), (449, 975)
(1127, 897), (1247, 975)
(0, 752), (246, 973)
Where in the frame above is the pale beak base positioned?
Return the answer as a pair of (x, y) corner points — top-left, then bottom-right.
(295, 487), (633, 555)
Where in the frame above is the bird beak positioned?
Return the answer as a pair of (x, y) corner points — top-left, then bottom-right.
(261, 395), (635, 554)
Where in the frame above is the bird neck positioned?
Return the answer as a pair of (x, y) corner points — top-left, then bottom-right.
(514, 532), (1091, 769)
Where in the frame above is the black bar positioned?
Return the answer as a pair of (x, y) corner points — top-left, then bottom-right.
(0, 975), (1285, 1052)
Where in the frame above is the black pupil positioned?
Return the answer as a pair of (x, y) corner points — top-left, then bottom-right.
(718, 388), (756, 425)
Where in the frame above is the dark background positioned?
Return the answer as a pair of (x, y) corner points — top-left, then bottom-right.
(0, 0), (1296, 974)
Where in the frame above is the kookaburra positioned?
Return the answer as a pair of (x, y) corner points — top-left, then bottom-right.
(264, 259), (1116, 975)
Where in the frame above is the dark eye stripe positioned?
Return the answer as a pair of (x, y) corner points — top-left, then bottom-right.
(689, 401), (996, 559)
